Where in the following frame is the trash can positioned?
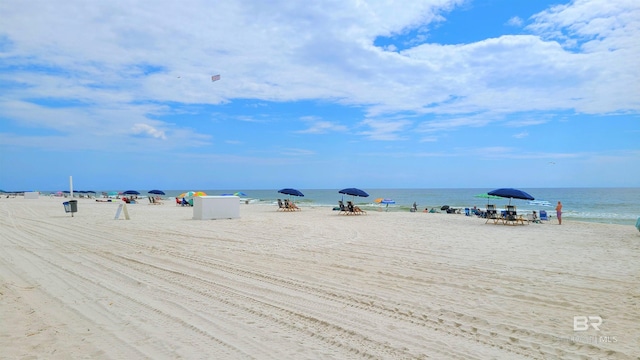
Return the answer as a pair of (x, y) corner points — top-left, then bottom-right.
(68, 200), (78, 213)
(63, 202), (71, 213)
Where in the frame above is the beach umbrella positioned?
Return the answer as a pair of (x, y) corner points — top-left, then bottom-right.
(375, 197), (395, 211)
(278, 188), (304, 197)
(338, 188), (369, 198)
(278, 189), (304, 206)
(474, 193), (503, 206)
(179, 191), (195, 198)
(488, 188), (534, 205)
(148, 190), (165, 195)
(375, 198), (395, 205)
(474, 193), (502, 200)
(179, 191), (206, 205)
(234, 192), (247, 197)
(122, 190), (140, 195)
(339, 188), (369, 207)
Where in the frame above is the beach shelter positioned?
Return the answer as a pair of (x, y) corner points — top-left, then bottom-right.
(148, 190), (165, 195)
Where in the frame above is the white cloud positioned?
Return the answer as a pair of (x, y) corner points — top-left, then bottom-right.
(0, 0), (638, 144)
(416, 114), (498, 133)
(279, 148), (316, 156)
(131, 123), (167, 140)
(513, 131), (529, 139)
(357, 119), (413, 141)
(507, 16), (524, 27)
(297, 117), (349, 134)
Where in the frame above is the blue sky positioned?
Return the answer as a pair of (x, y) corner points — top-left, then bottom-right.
(1, 0), (639, 191)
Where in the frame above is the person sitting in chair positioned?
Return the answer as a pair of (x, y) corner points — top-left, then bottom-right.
(532, 211), (541, 223)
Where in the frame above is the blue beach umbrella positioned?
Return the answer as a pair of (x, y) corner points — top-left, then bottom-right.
(488, 188), (534, 205)
(122, 190), (140, 195)
(338, 188), (369, 198)
(148, 190), (165, 195)
(278, 188), (304, 197)
(374, 198), (395, 204)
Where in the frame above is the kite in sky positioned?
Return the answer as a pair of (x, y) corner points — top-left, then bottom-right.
(211, 74), (221, 82)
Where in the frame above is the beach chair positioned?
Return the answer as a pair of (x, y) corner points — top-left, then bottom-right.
(346, 201), (357, 215)
(353, 204), (366, 215)
(338, 200), (349, 215)
(504, 205), (517, 225)
(285, 199), (300, 211)
(503, 205), (527, 225)
(527, 213), (541, 224)
(485, 204), (500, 224)
(148, 196), (155, 204)
(277, 199), (287, 211)
(464, 208), (471, 216)
(539, 210), (549, 221)
(181, 198), (190, 206)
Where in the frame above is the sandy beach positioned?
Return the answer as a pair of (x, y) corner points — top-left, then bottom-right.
(1, 196), (638, 359)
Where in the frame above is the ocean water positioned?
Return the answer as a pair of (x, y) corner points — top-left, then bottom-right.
(146, 188), (640, 226)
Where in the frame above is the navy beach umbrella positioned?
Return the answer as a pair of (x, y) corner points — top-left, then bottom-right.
(278, 188), (304, 197)
(488, 188), (534, 205)
(339, 188), (369, 198)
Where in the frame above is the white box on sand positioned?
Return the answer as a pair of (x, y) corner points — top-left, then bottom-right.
(193, 196), (240, 220)
(24, 192), (39, 199)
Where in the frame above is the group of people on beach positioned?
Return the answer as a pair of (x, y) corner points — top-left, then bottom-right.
(413, 200), (564, 225)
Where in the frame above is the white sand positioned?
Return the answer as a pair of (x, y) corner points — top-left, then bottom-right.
(1, 197), (638, 359)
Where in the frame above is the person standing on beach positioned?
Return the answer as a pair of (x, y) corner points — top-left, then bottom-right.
(555, 201), (563, 225)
